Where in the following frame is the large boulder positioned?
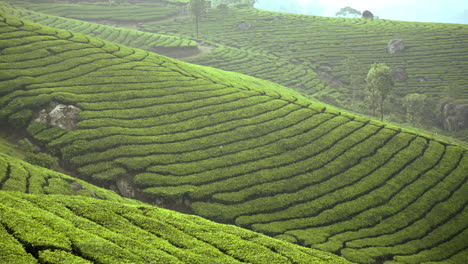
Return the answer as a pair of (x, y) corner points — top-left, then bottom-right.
(35, 102), (81, 130)
(237, 21), (253, 30)
(441, 101), (468, 131)
(393, 67), (408, 82)
(388, 39), (405, 54)
(362, 10), (374, 19)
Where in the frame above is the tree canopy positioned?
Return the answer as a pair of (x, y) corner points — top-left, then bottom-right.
(336, 7), (361, 18)
(188, 0), (208, 38)
(365, 63), (395, 120)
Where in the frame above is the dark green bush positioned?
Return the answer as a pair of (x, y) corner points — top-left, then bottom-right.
(8, 109), (33, 128)
(25, 152), (58, 169)
(17, 138), (39, 153)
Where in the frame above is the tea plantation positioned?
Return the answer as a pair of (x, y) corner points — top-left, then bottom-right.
(147, 7), (468, 100)
(0, 2), (199, 57)
(0, 151), (350, 264)
(0, 8), (467, 264)
(0, 152), (143, 203)
(8, 0), (468, 103)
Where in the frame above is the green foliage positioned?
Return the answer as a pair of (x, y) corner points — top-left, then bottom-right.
(445, 85), (465, 99)
(0, 10), (467, 264)
(403, 93), (437, 126)
(24, 152), (58, 170)
(336, 7), (361, 18)
(0, 151), (143, 203)
(0, 192), (351, 264)
(17, 138), (39, 154)
(188, 0), (208, 38)
(365, 63), (395, 120)
(8, 109), (33, 128)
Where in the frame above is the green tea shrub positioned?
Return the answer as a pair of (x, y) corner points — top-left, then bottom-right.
(8, 109), (33, 128)
(17, 138), (39, 153)
(25, 152), (58, 169)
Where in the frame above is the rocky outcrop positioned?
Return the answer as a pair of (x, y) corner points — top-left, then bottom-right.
(441, 101), (468, 131)
(116, 176), (136, 199)
(362, 10), (374, 19)
(393, 67), (408, 82)
(35, 102), (81, 130)
(388, 39), (405, 54)
(238, 21), (253, 30)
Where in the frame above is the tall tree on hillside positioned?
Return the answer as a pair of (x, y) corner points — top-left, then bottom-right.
(189, 0), (208, 39)
(365, 63), (394, 120)
(336, 7), (361, 18)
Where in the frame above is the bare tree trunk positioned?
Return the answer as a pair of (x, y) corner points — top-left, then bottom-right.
(195, 16), (199, 39)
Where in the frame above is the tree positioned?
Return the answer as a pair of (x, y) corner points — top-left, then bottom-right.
(336, 7), (361, 18)
(188, 0), (208, 39)
(404, 93), (438, 127)
(446, 85), (464, 99)
(365, 63), (394, 121)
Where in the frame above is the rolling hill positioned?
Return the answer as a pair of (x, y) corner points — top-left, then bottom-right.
(6, 0), (468, 103)
(0, 6), (467, 264)
(0, 2), (199, 58)
(0, 150), (350, 264)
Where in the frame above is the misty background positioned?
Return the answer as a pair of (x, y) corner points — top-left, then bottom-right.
(255, 0), (468, 24)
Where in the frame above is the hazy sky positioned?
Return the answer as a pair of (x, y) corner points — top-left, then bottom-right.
(256, 0), (468, 24)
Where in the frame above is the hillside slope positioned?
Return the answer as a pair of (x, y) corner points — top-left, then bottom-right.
(1, 1), (328, 96)
(143, 7), (468, 100)
(0, 142), (351, 264)
(0, 2), (199, 58)
(0, 12), (467, 264)
(0, 191), (353, 264)
(0, 151), (143, 203)
(11, 1), (468, 102)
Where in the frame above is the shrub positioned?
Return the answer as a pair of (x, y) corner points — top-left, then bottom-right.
(25, 152), (58, 169)
(17, 138), (39, 153)
(8, 109), (33, 128)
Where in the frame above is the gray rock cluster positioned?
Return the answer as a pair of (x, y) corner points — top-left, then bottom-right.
(387, 39), (405, 54)
(441, 101), (468, 131)
(238, 21), (253, 30)
(393, 67), (408, 82)
(35, 102), (81, 130)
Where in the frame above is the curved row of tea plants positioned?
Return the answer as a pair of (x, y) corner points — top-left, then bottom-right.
(0, 2), (326, 96)
(0, 191), (351, 264)
(0, 2), (198, 55)
(0, 152), (142, 204)
(1, 12), (467, 264)
(18, 1), (468, 103)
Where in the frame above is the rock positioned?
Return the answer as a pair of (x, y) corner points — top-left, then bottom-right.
(441, 101), (468, 131)
(238, 21), (253, 30)
(36, 109), (49, 124)
(362, 10), (374, 19)
(70, 182), (84, 192)
(116, 177), (135, 198)
(34, 102), (81, 130)
(387, 39), (405, 54)
(393, 67), (408, 82)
